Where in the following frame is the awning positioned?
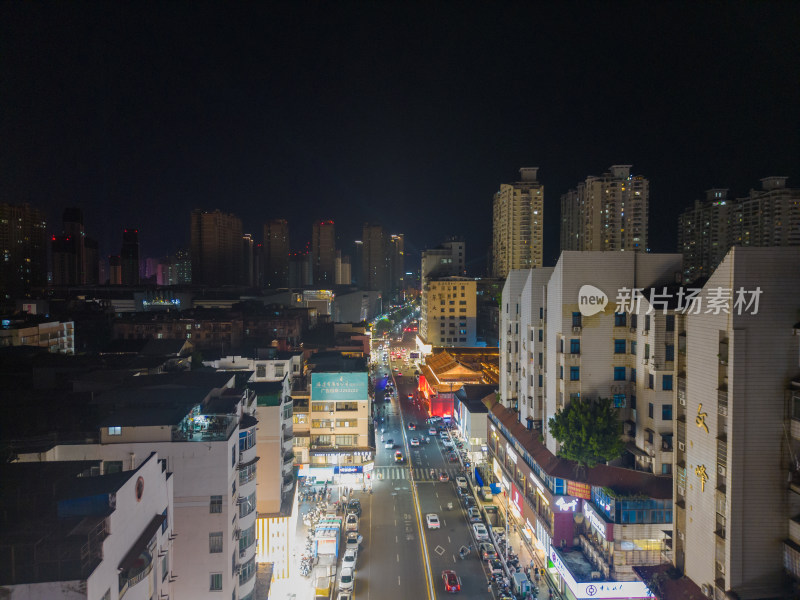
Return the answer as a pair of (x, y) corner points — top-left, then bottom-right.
(625, 441), (649, 458)
(119, 514), (166, 571)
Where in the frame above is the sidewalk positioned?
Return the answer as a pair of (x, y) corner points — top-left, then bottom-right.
(493, 498), (558, 600)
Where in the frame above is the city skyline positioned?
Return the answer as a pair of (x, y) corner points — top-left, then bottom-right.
(1, 3), (797, 271)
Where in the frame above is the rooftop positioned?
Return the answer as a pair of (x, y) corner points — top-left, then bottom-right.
(488, 397), (672, 499)
(632, 565), (706, 600)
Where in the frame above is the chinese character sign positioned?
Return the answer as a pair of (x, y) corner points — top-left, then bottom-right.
(310, 373), (368, 401)
(614, 286), (761, 316)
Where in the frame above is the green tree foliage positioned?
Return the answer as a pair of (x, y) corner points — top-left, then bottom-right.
(547, 397), (625, 468)
(373, 318), (392, 335)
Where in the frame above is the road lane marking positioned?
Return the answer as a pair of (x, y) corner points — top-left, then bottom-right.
(447, 536), (451, 543)
(397, 554), (400, 562)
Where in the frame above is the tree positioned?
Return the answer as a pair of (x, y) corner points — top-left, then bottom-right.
(548, 397), (624, 468)
(373, 318), (392, 336)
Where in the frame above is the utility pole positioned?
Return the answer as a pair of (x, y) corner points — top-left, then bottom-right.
(505, 488), (510, 562)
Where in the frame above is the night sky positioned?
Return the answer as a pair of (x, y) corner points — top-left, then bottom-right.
(2, 2), (799, 274)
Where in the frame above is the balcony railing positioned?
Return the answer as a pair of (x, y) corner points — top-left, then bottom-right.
(171, 414), (237, 442)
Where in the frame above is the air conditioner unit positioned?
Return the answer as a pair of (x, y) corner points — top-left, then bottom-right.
(678, 441), (685, 451)
(590, 571), (601, 580)
(716, 561), (726, 574)
(677, 485), (685, 496)
(679, 396), (686, 406)
(572, 326), (582, 334)
(718, 465), (726, 476)
(677, 530), (685, 541)
(234, 528), (241, 540)
(234, 565), (242, 575)
(701, 584), (712, 598)
(643, 329), (649, 336)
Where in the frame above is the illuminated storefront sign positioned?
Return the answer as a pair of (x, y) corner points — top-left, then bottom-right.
(506, 443), (517, 464)
(555, 497), (578, 512)
(583, 502), (611, 541)
(335, 466), (363, 474)
(510, 482), (523, 514)
(311, 373), (368, 401)
(492, 458), (503, 481)
(549, 547), (653, 599)
(566, 480), (592, 500)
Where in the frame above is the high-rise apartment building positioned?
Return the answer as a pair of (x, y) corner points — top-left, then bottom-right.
(672, 246), (800, 598)
(242, 233), (255, 287)
(0, 203), (47, 299)
(418, 277), (477, 348)
(678, 177), (800, 283)
(191, 209), (244, 287)
(120, 228), (140, 286)
(288, 251), (312, 288)
(492, 167), (544, 278)
(560, 165), (649, 253)
(387, 233), (404, 299)
(422, 238), (465, 287)
(312, 220), (336, 287)
(263, 219), (289, 289)
(109, 255), (122, 285)
(351, 240), (363, 287)
(52, 207), (86, 286)
(84, 237), (100, 284)
(361, 223), (386, 294)
(335, 250), (351, 285)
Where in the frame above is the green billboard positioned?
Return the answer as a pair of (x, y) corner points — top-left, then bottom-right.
(310, 372), (368, 401)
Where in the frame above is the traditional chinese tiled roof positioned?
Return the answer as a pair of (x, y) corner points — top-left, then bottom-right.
(487, 396), (673, 499)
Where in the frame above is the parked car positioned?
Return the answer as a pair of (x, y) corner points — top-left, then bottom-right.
(345, 531), (362, 552)
(342, 548), (357, 569)
(488, 558), (504, 575)
(462, 495), (476, 509)
(441, 570), (461, 593)
(337, 593), (352, 600)
(472, 523), (489, 541)
(345, 513), (359, 532)
(442, 439), (454, 449)
(339, 567), (355, 592)
(448, 453), (460, 463)
(478, 542), (498, 561)
(467, 507), (482, 523)
(347, 499), (361, 517)
(426, 513), (440, 529)
(455, 476), (468, 489)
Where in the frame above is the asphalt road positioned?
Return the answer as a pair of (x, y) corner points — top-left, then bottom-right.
(364, 330), (494, 600)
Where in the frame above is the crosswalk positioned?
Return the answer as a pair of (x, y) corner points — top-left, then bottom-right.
(373, 465), (463, 481)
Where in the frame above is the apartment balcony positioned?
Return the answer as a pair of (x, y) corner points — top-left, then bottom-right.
(282, 458), (293, 475)
(239, 533), (257, 563)
(718, 390), (728, 417)
(238, 558), (257, 597)
(283, 436), (293, 452)
(171, 413), (237, 442)
(282, 473), (295, 493)
(785, 538), (800, 581)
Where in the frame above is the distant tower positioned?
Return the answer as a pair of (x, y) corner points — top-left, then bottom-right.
(361, 224), (386, 294)
(120, 229), (140, 286)
(263, 219), (289, 289)
(492, 167), (544, 278)
(109, 255), (122, 285)
(312, 220), (336, 287)
(191, 209), (243, 286)
(387, 234), (405, 301)
(0, 202), (47, 298)
(560, 164), (649, 253)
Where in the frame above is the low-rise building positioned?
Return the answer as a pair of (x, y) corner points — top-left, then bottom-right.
(0, 316), (74, 354)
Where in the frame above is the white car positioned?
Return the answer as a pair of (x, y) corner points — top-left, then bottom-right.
(345, 513), (359, 532)
(337, 593), (352, 600)
(442, 439), (454, 449)
(384, 439), (394, 449)
(410, 437), (420, 447)
(342, 548), (357, 569)
(426, 513), (440, 529)
(339, 566), (355, 591)
(472, 522), (489, 541)
(455, 476), (468, 489)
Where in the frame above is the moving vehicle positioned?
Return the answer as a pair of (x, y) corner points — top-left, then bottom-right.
(410, 437), (420, 446)
(478, 542), (498, 561)
(429, 427), (438, 436)
(394, 451), (404, 463)
(384, 439), (394, 449)
(438, 471), (449, 482)
(426, 513), (440, 529)
(407, 422), (416, 430)
(472, 523), (489, 541)
(407, 393), (414, 400)
(339, 567), (355, 592)
(441, 570), (461, 593)
(448, 453), (460, 463)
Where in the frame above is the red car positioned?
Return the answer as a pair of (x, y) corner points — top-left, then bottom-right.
(441, 570), (461, 593)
